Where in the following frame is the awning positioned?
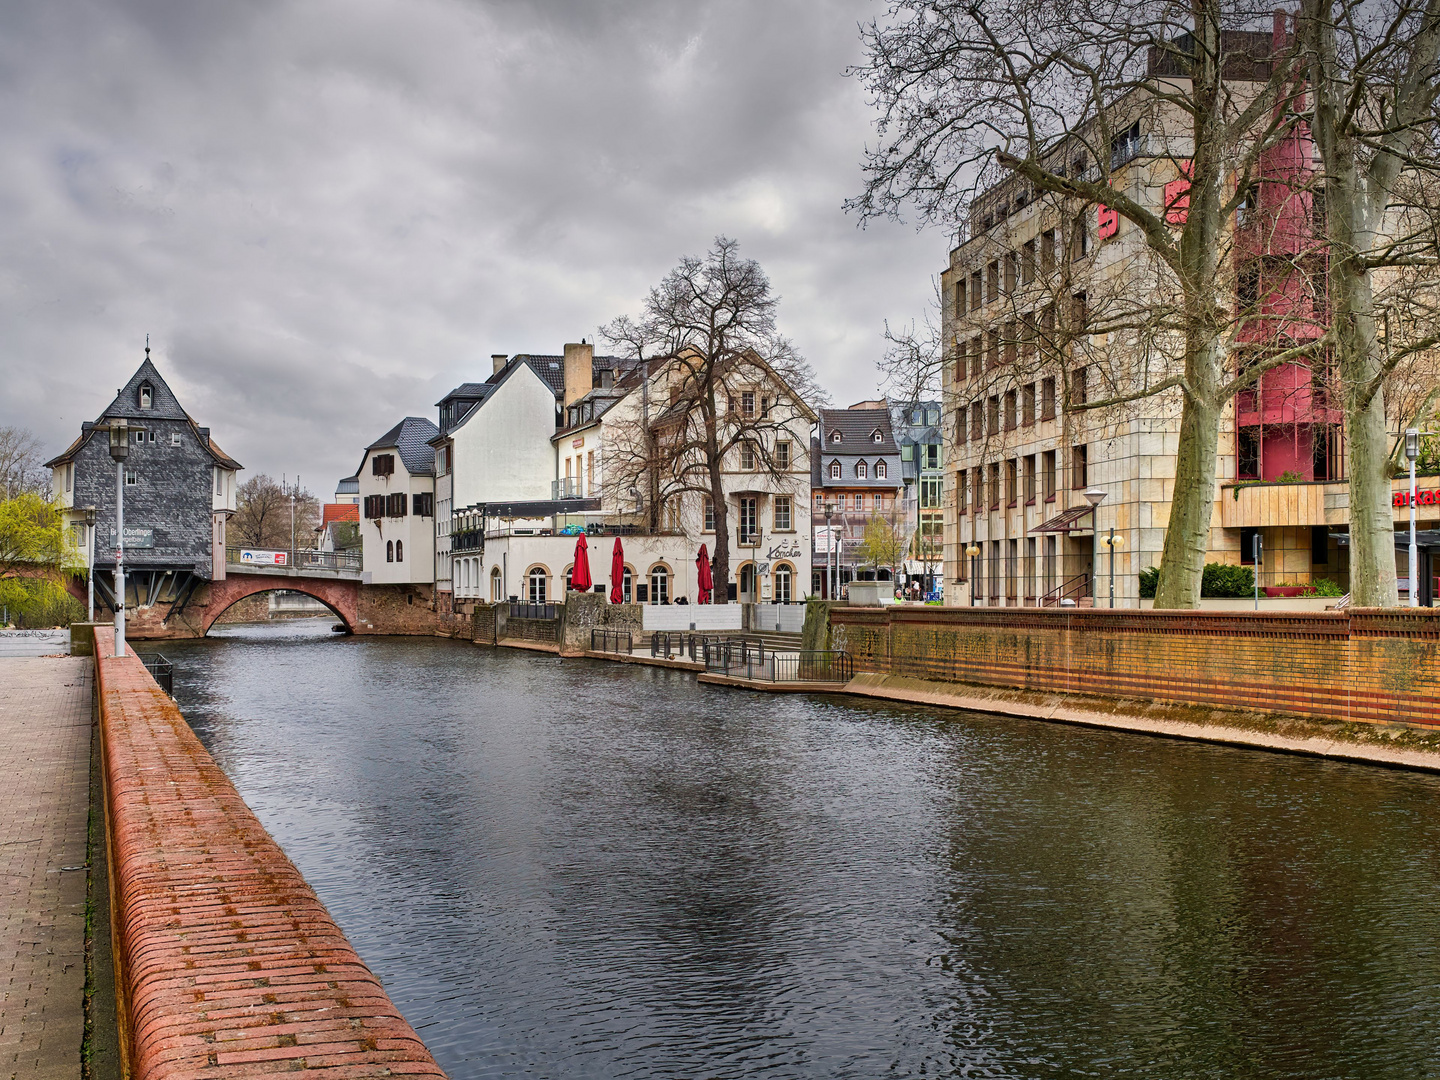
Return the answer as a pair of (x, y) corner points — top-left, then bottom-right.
(1030, 505), (1097, 534)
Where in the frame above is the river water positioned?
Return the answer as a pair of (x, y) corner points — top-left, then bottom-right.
(163, 620), (1440, 1079)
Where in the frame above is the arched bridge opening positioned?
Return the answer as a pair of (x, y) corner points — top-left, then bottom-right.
(201, 574), (360, 636)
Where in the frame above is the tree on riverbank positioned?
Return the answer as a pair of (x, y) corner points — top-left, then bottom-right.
(0, 493), (80, 625)
(0, 426), (48, 499)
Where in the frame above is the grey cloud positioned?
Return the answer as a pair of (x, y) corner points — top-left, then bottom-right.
(0, 0), (943, 491)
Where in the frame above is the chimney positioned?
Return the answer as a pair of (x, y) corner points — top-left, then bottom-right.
(492, 353), (509, 376)
(562, 342), (593, 408)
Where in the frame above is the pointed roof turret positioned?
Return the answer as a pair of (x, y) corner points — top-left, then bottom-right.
(100, 352), (189, 422)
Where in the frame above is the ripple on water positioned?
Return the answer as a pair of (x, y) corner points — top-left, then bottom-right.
(163, 628), (1440, 1079)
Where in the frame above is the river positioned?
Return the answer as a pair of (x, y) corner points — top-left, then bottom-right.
(162, 619), (1440, 1079)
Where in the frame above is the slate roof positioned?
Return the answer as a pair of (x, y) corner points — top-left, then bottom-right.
(335, 475), (359, 494)
(44, 355), (243, 471)
(817, 407), (900, 454)
(366, 416), (440, 476)
(490, 354), (634, 396)
(434, 382), (496, 407)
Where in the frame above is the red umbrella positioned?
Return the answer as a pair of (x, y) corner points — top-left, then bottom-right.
(609, 537), (625, 604)
(570, 532), (592, 592)
(696, 543), (713, 604)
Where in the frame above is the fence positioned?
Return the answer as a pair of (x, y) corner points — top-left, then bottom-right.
(650, 631), (726, 662)
(510, 602), (557, 620)
(702, 639), (854, 683)
(226, 547), (362, 573)
(590, 628), (634, 654)
(140, 653), (173, 696)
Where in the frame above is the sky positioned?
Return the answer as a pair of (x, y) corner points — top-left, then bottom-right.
(0, 0), (948, 494)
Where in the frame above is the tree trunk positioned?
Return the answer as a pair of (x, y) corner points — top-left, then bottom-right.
(704, 390), (730, 596)
(1152, 384), (1219, 608)
(1335, 259), (1399, 606)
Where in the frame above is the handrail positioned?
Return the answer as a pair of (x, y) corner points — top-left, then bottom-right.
(225, 546), (362, 572)
(1039, 572), (1090, 607)
(590, 628), (633, 654)
(510, 602), (556, 620)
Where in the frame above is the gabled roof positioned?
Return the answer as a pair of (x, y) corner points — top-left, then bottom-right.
(320, 503), (360, 527)
(44, 354), (243, 470)
(818, 406), (899, 454)
(366, 416), (440, 476)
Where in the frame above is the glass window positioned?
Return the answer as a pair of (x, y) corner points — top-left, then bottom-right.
(528, 567), (547, 603)
(741, 390), (756, 417)
(704, 498), (715, 532)
(901, 444), (914, 461)
(776, 441), (791, 469)
(139, 384), (152, 409)
(386, 541), (394, 563)
(739, 497), (757, 543)
(740, 443), (756, 470)
(921, 477), (942, 509)
(876, 461), (887, 479)
(491, 568), (502, 600)
(774, 564), (792, 603)
(623, 567), (632, 604)
(396, 540), (403, 562)
(829, 461), (841, 479)
(649, 566), (669, 604)
(856, 460), (868, 479)
(774, 496), (792, 531)
(124, 469), (137, 486)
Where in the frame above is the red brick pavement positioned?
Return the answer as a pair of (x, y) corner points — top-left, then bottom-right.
(0, 656), (91, 1080)
(94, 636), (447, 1078)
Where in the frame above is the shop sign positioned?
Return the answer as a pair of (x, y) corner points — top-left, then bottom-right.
(572, 436), (584, 448)
(108, 526), (154, 548)
(1394, 489), (1440, 507)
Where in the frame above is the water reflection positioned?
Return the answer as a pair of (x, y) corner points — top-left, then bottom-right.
(164, 622), (1440, 1079)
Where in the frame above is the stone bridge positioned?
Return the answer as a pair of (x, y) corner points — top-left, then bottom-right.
(68, 563), (438, 639)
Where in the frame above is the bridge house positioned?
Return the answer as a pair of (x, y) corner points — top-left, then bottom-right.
(46, 353), (241, 619)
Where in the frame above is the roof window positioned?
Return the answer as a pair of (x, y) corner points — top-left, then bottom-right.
(871, 429), (883, 443)
(831, 431), (842, 444)
(139, 383), (153, 409)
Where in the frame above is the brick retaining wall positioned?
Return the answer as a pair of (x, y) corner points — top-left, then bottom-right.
(828, 606), (1440, 728)
(94, 634), (447, 1077)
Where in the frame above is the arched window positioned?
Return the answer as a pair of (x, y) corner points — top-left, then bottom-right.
(386, 540), (394, 563)
(396, 540), (404, 562)
(564, 565), (574, 592)
(774, 563), (793, 604)
(528, 567), (548, 604)
(856, 460), (868, 479)
(875, 460), (887, 479)
(623, 567), (633, 604)
(649, 565), (669, 604)
(829, 461), (841, 479)
(490, 566), (502, 601)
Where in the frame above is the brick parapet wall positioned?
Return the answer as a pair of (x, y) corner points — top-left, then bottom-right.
(828, 606), (1440, 727)
(94, 635), (447, 1077)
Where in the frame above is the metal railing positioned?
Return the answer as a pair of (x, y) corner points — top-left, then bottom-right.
(141, 653), (173, 696)
(772, 651), (854, 683)
(649, 631), (725, 662)
(703, 640), (853, 683)
(590, 628), (633, 654)
(703, 638), (767, 676)
(1039, 572), (1090, 607)
(509, 602), (557, 620)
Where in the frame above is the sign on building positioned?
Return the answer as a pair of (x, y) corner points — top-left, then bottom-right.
(240, 549), (289, 566)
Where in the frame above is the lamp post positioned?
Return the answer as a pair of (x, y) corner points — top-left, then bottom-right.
(823, 502), (835, 599)
(1101, 528), (1124, 608)
(1081, 487), (1107, 602)
(107, 419), (129, 655)
(966, 543), (981, 606)
(83, 505), (97, 623)
(1406, 428), (1419, 607)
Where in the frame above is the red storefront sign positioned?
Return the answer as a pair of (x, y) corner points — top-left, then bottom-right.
(1164, 160), (1193, 225)
(1395, 489), (1440, 507)
(1097, 203), (1119, 240)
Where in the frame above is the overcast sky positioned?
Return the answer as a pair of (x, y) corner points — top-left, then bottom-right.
(1, 0), (947, 493)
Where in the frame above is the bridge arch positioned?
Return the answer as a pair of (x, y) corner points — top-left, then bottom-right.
(201, 573), (360, 636)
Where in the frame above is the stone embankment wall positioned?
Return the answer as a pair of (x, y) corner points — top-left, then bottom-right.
(829, 606), (1440, 728)
(94, 635), (446, 1076)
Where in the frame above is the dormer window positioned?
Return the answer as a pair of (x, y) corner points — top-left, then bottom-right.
(875, 460), (887, 479)
(830, 431), (842, 444)
(871, 429), (883, 443)
(139, 383), (153, 409)
(856, 460), (868, 479)
(829, 460), (841, 479)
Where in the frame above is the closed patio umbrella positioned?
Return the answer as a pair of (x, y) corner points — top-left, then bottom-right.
(571, 532), (592, 592)
(609, 537), (625, 604)
(696, 543), (713, 604)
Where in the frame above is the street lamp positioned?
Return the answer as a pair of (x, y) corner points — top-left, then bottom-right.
(1100, 529), (1124, 608)
(107, 419), (129, 656)
(829, 501), (840, 601)
(966, 543), (981, 606)
(83, 505), (97, 623)
(1082, 487), (1107, 603)
(1406, 428), (1419, 607)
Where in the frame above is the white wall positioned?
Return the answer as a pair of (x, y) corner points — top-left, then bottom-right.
(360, 448), (435, 585)
(643, 605), (742, 631)
(452, 365), (557, 508)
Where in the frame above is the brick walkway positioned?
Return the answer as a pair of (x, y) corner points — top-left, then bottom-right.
(0, 658), (91, 1080)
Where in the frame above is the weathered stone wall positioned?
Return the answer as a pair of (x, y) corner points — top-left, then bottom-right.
(473, 603), (498, 644)
(211, 592), (269, 624)
(828, 605), (1440, 728)
(504, 616), (558, 644)
(559, 592), (642, 652)
(93, 634), (446, 1076)
(353, 582), (437, 634)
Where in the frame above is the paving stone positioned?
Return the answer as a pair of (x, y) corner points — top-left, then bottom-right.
(0, 657), (91, 1080)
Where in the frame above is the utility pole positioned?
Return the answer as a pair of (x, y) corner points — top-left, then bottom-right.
(107, 420), (129, 655)
(1406, 430), (1419, 606)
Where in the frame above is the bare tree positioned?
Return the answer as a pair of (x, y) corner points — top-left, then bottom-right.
(1298, 0), (1440, 606)
(0, 426), (48, 499)
(850, 0), (1337, 607)
(234, 475), (319, 551)
(602, 237), (824, 593)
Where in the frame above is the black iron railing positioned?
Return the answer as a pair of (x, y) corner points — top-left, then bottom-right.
(703, 640), (853, 684)
(225, 547), (362, 572)
(649, 631), (724, 661)
(590, 628), (633, 654)
(141, 653), (174, 696)
(772, 651), (854, 683)
(510, 602), (557, 620)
